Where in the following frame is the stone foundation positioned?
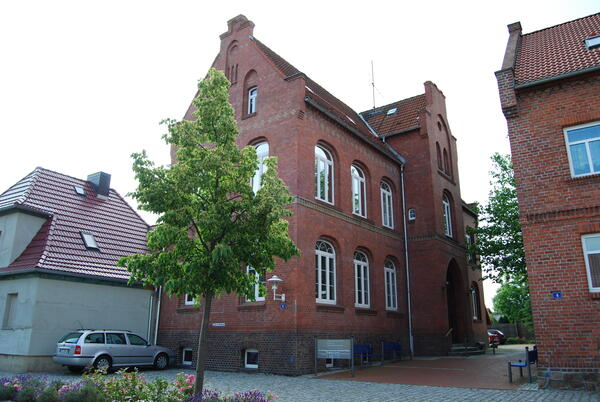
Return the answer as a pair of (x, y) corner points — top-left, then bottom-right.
(158, 331), (407, 375)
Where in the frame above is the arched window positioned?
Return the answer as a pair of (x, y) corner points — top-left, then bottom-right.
(315, 146), (334, 203)
(251, 142), (269, 193)
(315, 240), (336, 304)
(354, 251), (370, 308)
(443, 148), (451, 176)
(470, 283), (481, 321)
(248, 87), (258, 115)
(351, 165), (366, 217)
(442, 194), (453, 237)
(436, 142), (442, 170)
(380, 181), (393, 228)
(246, 266), (265, 302)
(384, 260), (398, 310)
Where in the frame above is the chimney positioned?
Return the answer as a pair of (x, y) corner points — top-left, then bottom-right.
(87, 172), (111, 198)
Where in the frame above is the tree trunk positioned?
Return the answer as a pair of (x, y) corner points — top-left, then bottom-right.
(193, 291), (213, 396)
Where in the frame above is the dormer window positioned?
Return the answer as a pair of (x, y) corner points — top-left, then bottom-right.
(585, 35), (600, 50)
(80, 231), (99, 250)
(248, 87), (257, 115)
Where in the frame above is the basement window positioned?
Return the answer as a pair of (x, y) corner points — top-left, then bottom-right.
(74, 186), (86, 196)
(244, 349), (259, 369)
(585, 35), (600, 50)
(80, 231), (99, 250)
(182, 348), (193, 365)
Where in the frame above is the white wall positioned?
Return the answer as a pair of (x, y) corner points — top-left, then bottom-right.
(0, 211), (47, 268)
(0, 276), (153, 357)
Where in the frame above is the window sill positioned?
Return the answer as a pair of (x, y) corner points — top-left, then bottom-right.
(567, 173), (600, 183)
(242, 112), (257, 120)
(355, 308), (377, 316)
(437, 170), (456, 184)
(238, 303), (267, 311)
(385, 311), (404, 319)
(316, 304), (345, 313)
(176, 307), (200, 314)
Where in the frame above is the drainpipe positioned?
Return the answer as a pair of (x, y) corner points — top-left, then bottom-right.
(147, 290), (154, 341)
(400, 164), (414, 359)
(153, 286), (162, 345)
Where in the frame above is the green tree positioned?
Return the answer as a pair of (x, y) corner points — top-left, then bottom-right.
(118, 69), (299, 395)
(493, 281), (533, 333)
(469, 153), (526, 284)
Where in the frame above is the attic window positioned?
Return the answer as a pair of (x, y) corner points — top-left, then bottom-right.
(80, 231), (99, 250)
(585, 35), (600, 50)
(74, 186), (85, 196)
(387, 108), (398, 116)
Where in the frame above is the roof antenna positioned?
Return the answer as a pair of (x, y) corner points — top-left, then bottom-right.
(371, 60), (376, 109)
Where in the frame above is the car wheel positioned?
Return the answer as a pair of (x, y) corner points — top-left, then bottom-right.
(67, 366), (84, 374)
(93, 355), (112, 372)
(154, 353), (169, 370)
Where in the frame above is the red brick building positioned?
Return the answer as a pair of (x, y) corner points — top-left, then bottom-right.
(496, 13), (600, 390)
(158, 15), (486, 374)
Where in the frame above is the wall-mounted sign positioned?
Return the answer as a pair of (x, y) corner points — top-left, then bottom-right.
(552, 291), (562, 299)
(280, 303), (287, 310)
(211, 322), (225, 327)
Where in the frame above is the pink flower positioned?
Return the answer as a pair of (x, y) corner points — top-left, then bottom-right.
(179, 387), (186, 392)
(3, 382), (10, 387)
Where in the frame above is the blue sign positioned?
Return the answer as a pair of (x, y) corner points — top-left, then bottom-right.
(280, 303), (287, 310)
(552, 291), (562, 299)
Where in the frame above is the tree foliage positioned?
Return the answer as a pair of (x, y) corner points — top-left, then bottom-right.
(469, 153), (526, 284)
(118, 68), (299, 394)
(493, 281), (533, 333)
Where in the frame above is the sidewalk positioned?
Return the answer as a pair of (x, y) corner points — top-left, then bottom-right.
(319, 344), (538, 390)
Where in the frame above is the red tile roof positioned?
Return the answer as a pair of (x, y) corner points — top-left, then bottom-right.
(360, 95), (426, 137)
(0, 168), (149, 281)
(251, 37), (407, 162)
(515, 13), (600, 85)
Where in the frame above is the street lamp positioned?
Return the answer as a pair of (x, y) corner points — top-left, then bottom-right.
(267, 275), (285, 302)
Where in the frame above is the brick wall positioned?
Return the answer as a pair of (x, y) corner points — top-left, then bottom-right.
(501, 73), (600, 391)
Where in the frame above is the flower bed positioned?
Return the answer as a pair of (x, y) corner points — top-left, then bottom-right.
(0, 371), (277, 401)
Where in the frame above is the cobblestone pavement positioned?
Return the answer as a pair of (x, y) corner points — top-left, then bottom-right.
(0, 369), (597, 401)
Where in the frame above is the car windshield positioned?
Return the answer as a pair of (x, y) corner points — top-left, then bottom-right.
(59, 332), (83, 344)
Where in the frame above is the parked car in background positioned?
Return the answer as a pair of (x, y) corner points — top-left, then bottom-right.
(487, 329), (506, 345)
(52, 330), (174, 373)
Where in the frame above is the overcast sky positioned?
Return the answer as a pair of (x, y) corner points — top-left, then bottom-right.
(1, 0), (598, 308)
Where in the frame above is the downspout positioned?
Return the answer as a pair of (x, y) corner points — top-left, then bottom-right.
(400, 163), (414, 358)
(147, 290), (154, 341)
(153, 286), (162, 345)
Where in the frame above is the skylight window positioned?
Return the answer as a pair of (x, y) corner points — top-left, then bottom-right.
(74, 186), (85, 196)
(305, 86), (314, 93)
(585, 35), (600, 50)
(80, 231), (99, 250)
(387, 108), (398, 116)
(346, 116), (356, 124)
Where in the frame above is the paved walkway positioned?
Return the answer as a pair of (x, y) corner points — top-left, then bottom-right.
(1, 367), (598, 401)
(320, 344), (539, 390)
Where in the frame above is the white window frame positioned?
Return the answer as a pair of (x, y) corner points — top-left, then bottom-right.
(182, 348), (193, 365)
(251, 142), (269, 193)
(470, 285), (481, 320)
(248, 87), (257, 114)
(380, 182), (394, 228)
(246, 266), (265, 302)
(354, 251), (370, 308)
(564, 121), (600, 177)
(442, 195), (452, 237)
(384, 261), (398, 311)
(244, 348), (259, 369)
(315, 240), (336, 304)
(184, 294), (196, 306)
(582, 234), (600, 292)
(351, 165), (367, 217)
(315, 146), (334, 204)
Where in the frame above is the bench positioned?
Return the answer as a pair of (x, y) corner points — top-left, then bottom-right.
(381, 341), (402, 363)
(508, 346), (537, 383)
(353, 344), (382, 368)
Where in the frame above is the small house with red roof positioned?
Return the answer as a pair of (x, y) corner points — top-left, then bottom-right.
(157, 15), (487, 375)
(0, 168), (156, 372)
(496, 13), (600, 390)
